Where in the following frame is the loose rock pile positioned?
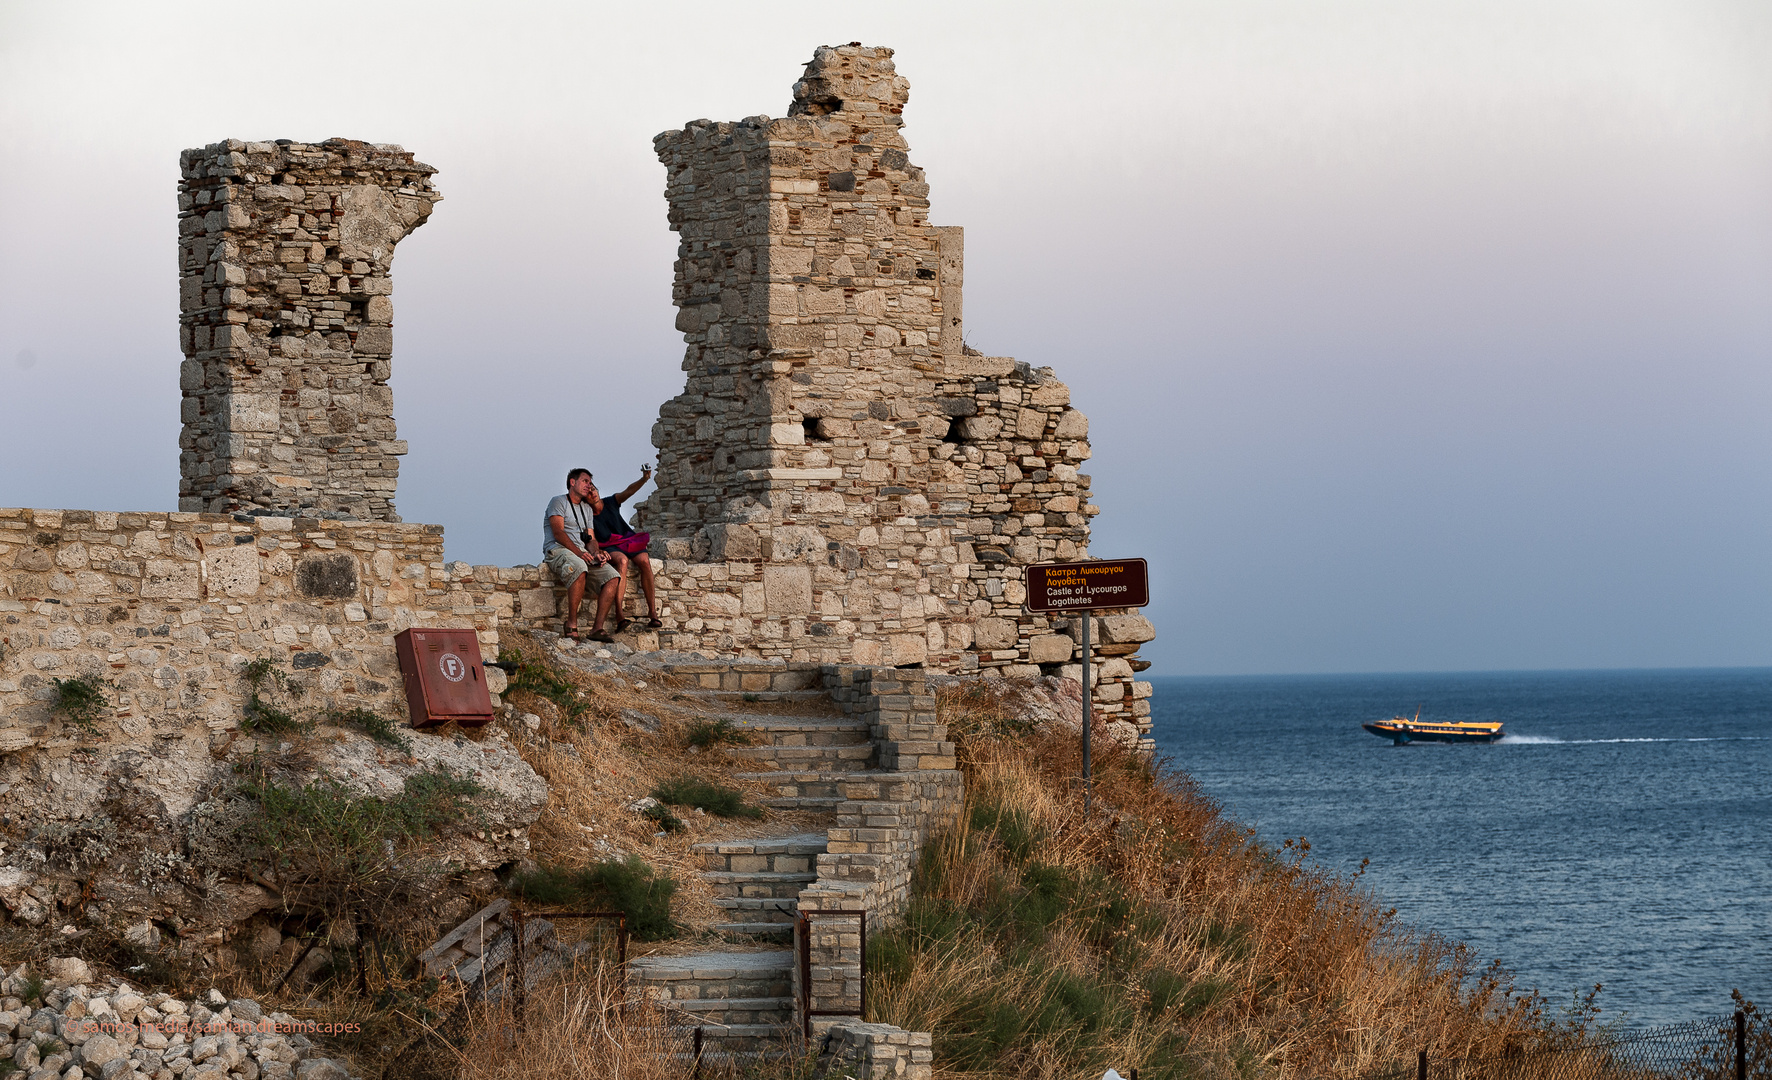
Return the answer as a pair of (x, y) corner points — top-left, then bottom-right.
(0, 959), (359, 1080)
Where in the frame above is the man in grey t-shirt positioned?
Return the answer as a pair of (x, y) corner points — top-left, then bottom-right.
(543, 468), (622, 642)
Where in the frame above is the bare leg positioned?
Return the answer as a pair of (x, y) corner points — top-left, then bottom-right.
(609, 552), (631, 619)
(591, 575), (620, 633)
(564, 572), (587, 634)
(633, 552), (660, 619)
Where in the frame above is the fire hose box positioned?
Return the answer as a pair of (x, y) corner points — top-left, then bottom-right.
(394, 628), (494, 729)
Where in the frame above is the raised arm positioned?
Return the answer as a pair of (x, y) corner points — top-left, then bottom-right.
(615, 465), (653, 503)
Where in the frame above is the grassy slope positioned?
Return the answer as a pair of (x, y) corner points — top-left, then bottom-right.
(865, 681), (1561, 1080)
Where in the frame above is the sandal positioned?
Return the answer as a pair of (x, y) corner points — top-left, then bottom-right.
(587, 629), (615, 643)
(645, 617), (664, 628)
(562, 623), (581, 641)
(612, 617), (634, 634)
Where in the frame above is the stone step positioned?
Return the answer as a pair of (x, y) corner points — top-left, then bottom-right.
(665, 995), (795, 1026)
(714, 897), (800, 924)
(734, 772), (849, 801)
(707, 716), (872, 746)
(649, 663), (825, 694)
(674, 1022), (800, 1053)
(692, 833), (827, 873)
(725, 743), (876, 770)
(755, 794), (844, 813)
(715, 922), (797, 940)
(630, 950), (793, 1002)
(704, 871), (818, 899)
(692, 689), (832, 706)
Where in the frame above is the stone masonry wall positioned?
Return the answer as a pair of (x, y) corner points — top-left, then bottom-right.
(0, 506), (517, 756)
(795, 667), (961, 1036)
(637, 44), (1154, 737)
(177, 139), (440, 521)
(0, 505), (564, 945)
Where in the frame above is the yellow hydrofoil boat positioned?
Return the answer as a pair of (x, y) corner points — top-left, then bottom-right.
(1362, 709), (1504, 745)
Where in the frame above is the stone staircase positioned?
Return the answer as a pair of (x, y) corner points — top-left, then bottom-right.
(624, 663), (855, 1052)
(626, 949), (797, 1053)
(521, 656), (953, 1075)
(724, 715), (879, 814)
(698, 832), (827, 938)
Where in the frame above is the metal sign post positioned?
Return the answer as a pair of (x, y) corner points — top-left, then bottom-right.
(1080, 612), (1092, 812)
(1023, 558), (1150, 816)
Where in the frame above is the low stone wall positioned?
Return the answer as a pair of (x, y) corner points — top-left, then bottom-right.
(796, 667), (961, 1039)
(0, 507), (518, 748)
(816, 1021), (933, 1080)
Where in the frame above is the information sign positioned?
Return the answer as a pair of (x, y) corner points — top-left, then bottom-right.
(1021, 557), (1149, 814)
(1024, 558), (1149, 613)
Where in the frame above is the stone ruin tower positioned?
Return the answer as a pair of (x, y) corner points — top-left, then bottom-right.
(176, 139), (441, 521)
(643, 45), (1155, 736)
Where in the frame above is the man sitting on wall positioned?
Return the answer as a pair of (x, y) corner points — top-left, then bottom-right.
(590, 465), (662, 629)
(544, 468), (622, 642)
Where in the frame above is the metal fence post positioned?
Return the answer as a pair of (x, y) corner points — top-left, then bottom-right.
(512, 909), (527, 1030)
(1081, 614), (1092, 813)
(1737, 1010), (1747, 1080)
(1418, 1049), (1428, 1080)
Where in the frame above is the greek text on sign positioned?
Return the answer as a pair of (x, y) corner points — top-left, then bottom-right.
(1024, 558), (1149, 613)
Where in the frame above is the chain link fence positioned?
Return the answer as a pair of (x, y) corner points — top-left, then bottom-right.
(1355, 1008), (1768, 1080)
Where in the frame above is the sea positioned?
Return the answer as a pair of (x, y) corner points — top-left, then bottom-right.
(1147, 668), (1772, 1029)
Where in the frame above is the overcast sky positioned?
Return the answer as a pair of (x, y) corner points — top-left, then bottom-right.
(3, 1), (1769, 675)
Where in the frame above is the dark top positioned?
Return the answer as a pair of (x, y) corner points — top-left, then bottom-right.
(592, 495), (634, 543)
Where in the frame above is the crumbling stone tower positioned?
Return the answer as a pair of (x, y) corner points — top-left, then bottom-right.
(643, 45), (1154, 733)
(176, 139), (440, 521)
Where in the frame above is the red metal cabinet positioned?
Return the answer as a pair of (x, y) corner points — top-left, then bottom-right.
(394, 628), (494, 729)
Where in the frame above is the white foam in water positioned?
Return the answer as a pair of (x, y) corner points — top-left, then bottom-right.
(1501, 734), (1762, 745)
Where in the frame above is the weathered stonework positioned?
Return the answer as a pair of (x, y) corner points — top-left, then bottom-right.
(177, 139), (440, 521)
(0, 506), (546, 938)
(640, 44), (1153, 732)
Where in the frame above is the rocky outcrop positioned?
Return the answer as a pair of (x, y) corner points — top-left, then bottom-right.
(0, 724), (543, 954)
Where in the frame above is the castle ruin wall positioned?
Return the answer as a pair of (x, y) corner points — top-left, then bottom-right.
(637, 45), (1154, 736)
(177, 139), (440, 521)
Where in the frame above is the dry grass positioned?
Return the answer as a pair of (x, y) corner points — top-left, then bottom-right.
(450, 959), (818, 1080)
(866, 681), (1569, 1080)
(493, 633), (824, 950)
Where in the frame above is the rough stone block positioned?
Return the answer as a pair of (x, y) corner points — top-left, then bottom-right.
(1098, 614), (1156, 645)
(1028, 634), (1074, 663)
(973, 617), (1018, 651)
(763, 565), (813, 614)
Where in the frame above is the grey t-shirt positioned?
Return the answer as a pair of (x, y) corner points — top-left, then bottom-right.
(543, 494), (598, 556)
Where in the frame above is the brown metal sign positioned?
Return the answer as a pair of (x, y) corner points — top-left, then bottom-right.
(1024, 558), (1149, 613)
(395, 627), (495, 728)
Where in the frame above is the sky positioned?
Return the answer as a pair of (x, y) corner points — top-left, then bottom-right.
(2, 1), (1769, 676)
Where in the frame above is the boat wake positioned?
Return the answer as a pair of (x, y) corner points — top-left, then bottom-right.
(1499, 734), (1768, 745)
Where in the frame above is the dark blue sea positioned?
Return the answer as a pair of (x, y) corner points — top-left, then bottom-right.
(1148, 668), (1772, 1028)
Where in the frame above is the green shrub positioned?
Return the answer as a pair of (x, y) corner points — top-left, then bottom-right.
(19, 971), (44, 1006)
(643, 803), (686, 833)
(234, 760), (483, 923)
(497, 649), (588, 725)
(511, 857), (679, 940)
(240, 657), (302, 697)
(238, 659), (309, 735)
(651, 775), (763, 820)
(242, 692), (309, 736)
(327, 706), (412, 752)
(684, 716), (757, 749)
(49, 675), (111, 732)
